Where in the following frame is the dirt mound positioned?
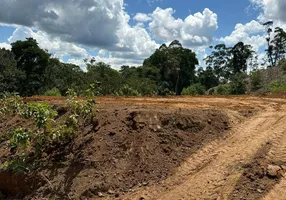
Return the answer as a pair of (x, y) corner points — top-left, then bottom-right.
(0, 104), (229, 199)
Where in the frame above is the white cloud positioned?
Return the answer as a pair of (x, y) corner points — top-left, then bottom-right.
(220, 20), (266, 51)
(0, 0), (124, 48)
(149, 8), (218, 47)
(0, 42), (11, 49)
(8, 27), (89, 58)
(0, 0), (220, 69)
(250, 0), (286, 24)
(134, 13), (152, 22)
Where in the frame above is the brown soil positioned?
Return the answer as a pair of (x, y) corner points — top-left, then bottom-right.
(1, 96), (286, 199)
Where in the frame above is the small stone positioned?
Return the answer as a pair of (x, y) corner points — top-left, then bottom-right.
(207, 119), (212, 124)
(257, 189), (263, 193)
(139, 197), (145, 200)
(98, 192), (104, 197)
(267, 164), (282, 178)
(108, 189), (115, 194)
(142, 182), (149, 186)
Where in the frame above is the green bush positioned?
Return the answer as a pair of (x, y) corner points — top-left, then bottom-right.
(230, 73), (247, 95)
(216, 84), (232, 95)
(181, 83), (206, 96)
(250, 71), (262, 91)
(269, 79), (286, 93)
(44, 88), (62, 96)
(116, 85), (141, 96)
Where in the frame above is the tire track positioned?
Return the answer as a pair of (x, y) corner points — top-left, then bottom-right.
(122, 108), (286, 200)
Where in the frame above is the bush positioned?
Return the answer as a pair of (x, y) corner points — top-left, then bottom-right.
(181, 83), (206, 96)
(44, 88), (62, 96)
(279, 59), (286, 73)
(116, 85), (141, 96)
(216, 84), (232, 95)
(269, 79), (286, 93)
(230, 73), (247, 95)
(250, 71), (262, 91)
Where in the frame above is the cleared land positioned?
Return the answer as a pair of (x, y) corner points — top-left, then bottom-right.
(1, 96), (286, 199)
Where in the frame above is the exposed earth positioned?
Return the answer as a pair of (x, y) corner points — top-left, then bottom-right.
(1, 95), (286, 200)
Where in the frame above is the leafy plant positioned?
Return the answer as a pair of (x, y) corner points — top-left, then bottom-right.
(9, 128), (31, 150)
(181, 83), (206, 96)
(43, 87), (62, 96)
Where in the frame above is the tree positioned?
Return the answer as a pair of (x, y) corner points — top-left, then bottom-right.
(230, 42), (254, 74)
(263, 22), (286, 67)
(197, 67), (219, 90)
(204, 42), (254, 81)
(143, 40), (198, 95)
(11, 38), (50, 96)
(204, 44), (231, 82)
(0, 48), (25, 93)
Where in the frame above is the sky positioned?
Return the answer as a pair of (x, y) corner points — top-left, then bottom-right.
(0, 0), (286, 70)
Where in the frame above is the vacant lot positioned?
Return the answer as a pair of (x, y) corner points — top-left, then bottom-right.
(1, 96), (286, 200)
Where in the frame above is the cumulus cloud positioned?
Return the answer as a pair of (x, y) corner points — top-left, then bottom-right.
(0, 0), (124, 48)
(0, 0), (220, 68)
(220, 20), (266, 51)
(250, 0), (286, 23)
(0, 42), (11, 49)
(149, 8), (218, 47)
(7, 26), (88, 58)
(133, 13), (152, 22)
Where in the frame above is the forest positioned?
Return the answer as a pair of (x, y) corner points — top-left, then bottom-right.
(1, 25), (286, 97)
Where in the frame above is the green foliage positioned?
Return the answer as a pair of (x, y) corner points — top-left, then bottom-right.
(25, 102), (58, 129)
(143, 40), (198, 95)
(9, 128), (31, 150)
(279, 59), (286, 73)
(181, 83), (206, 96)
(269, 77), (286, 92)
(116, 85), (141, 96)
(216, 84), (232, 95)
(230, 73), (247, 95)
(0, 48), (25, 93)
(43, 88), (62, 96)
(250, 70), (263, 91)
(11, 38), (50, 96)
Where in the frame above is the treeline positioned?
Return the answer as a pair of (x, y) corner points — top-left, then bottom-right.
(1, 25), (286, 97)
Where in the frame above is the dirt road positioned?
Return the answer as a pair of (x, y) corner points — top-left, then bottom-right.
(106, 96), (286, 200)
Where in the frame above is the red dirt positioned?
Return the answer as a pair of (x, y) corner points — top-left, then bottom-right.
(1, 96), (286, 199)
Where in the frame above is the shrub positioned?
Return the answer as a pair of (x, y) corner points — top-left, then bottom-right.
(250, 70), (263, 91)
(216, 84), (232, 95)
(269, 79), (286, 93)
(181, 83), (206, 96)
(230, 73), (247, 95)
(44, 88), (62, 96)
(117, 85), (141, 96)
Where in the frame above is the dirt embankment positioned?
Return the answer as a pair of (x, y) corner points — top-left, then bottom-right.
(0, 99), (230, 199)
(1, 96), (286, 200)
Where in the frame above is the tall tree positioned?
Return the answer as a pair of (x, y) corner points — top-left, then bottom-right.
(263, 22), (286, 67)
(0, 48), (25, 93)
(11, 38), (50, 96)
(143, 40), (198, 95)
(230, 42), (254, 74)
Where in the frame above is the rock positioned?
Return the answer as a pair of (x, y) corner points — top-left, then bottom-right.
(267, 164), (282, 178)
(257, 189), (263, 193)
(207, 119), (212, 124)
(98, 192), (104, 197)
(142, 182), (149, 186)
(108, 189), (115, 194)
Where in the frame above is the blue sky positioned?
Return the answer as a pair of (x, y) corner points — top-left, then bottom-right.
(0, 0), (285, 69)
